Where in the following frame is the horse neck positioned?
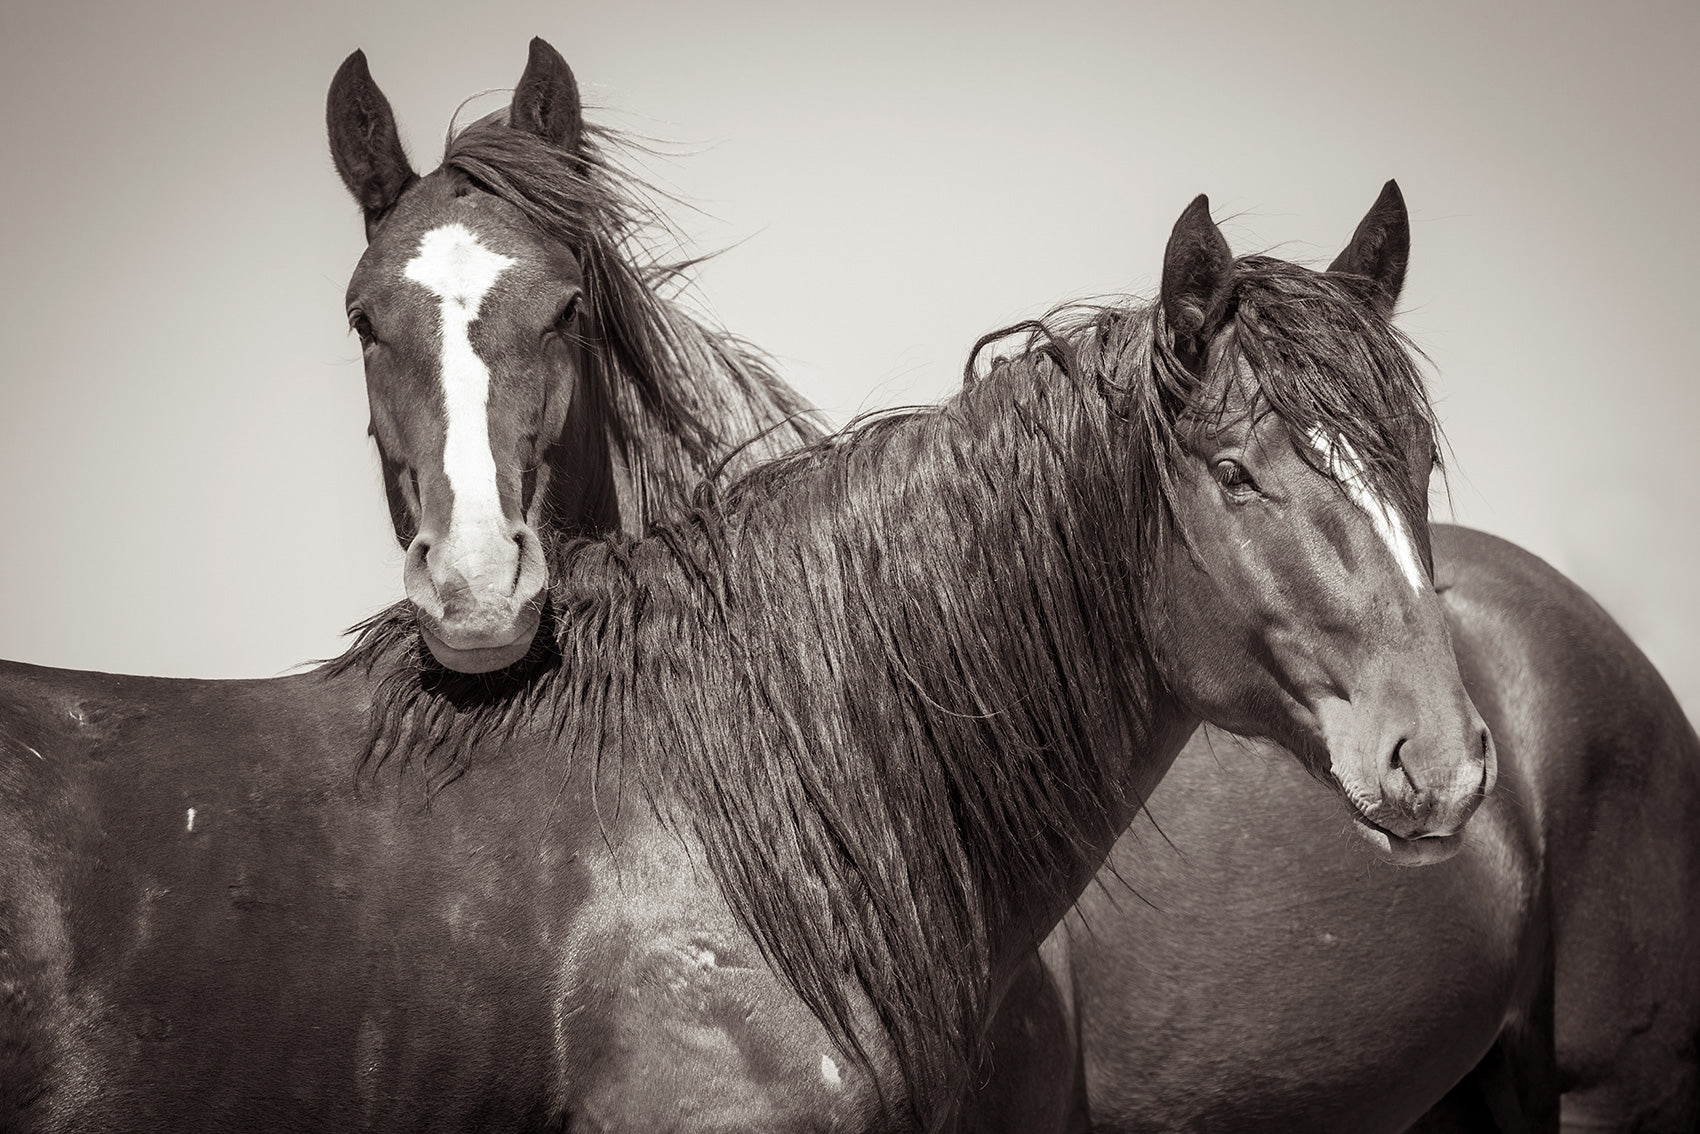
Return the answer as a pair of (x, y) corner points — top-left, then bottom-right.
(551, 347), (1196, 1106)
(541, 369), (623, 547)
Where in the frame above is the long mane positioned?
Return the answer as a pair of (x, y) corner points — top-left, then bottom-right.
(329, 256), (1442, 1115)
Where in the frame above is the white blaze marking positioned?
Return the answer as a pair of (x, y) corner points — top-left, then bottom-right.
(186, 807), (196, 832)
(1308, 427), (1425, 594)
(820, 1054), (842, 1085)
(403, 224), (518, 565)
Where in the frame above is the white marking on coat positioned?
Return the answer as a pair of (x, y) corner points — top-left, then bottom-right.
(1308, 427), (1425, 593)
(403, 224), (518, 569)
(820, 1053), (842, 1085)
(186, 807), (196, 832)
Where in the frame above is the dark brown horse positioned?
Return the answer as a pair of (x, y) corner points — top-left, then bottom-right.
(0, 43), (1486, 1130)
(957, 388), (1698, 1131)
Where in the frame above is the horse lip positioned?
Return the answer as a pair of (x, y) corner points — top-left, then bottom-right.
(413, 606), (541, 674)
(1347, 809), (1464, 867)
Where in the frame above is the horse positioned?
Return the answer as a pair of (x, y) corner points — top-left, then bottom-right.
(0, 51), (1490, 1131)
(956, 401), (1700, 1130)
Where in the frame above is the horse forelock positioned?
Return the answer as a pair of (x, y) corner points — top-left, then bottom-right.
(1210, 256), (1441, 568)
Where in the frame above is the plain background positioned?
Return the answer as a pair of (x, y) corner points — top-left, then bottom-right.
(2, 0), (1695, 721)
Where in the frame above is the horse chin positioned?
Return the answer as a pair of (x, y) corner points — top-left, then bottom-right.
(418, 614), (539, 674)
(1348, 813), (1465, 867)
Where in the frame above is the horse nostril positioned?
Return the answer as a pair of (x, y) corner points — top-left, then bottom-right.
(1390, 737), (1422, 795)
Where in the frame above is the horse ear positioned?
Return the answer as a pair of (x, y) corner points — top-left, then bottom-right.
(1327, 180), (1409, 317)
(1160, 194), (1234, 373)
(511, 37), (584, 152)
(327, 50), (417, 232)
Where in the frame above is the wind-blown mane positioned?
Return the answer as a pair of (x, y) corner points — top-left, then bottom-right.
(440, 112), (821, 514)
(326, 109), (823, 764)
(332, 256), (1442, 1113)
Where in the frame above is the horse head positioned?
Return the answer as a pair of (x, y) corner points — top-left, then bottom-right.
(328, 39), (608, 673)
(1150, 184), (1494, 864)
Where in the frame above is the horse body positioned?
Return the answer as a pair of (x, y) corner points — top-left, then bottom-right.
(965, 523), (1700, 1132)
(0, 659), (890, 1132)
(1448, 525), (1700, 1131)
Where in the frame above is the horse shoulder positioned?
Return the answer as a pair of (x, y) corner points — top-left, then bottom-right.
(553, 806), (899, 1133)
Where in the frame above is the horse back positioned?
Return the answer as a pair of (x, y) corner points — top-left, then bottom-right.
(0, 660), (599, 1131)
(0, 659), (906, 1132)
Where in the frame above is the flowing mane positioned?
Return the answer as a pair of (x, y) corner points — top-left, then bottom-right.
(330, 255), (1443, 1109)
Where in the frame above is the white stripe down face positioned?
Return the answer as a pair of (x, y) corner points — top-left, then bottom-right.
(1307, 425), (1426, 594)
(403, 223), (519, 570)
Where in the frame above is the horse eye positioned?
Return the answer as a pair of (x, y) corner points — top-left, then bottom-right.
(1214, 459), (1258, 494)
(556, 293), (582, 328)
(349, 312), (375, 348)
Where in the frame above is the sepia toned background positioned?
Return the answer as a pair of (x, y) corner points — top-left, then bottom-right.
(2, 0), (1695, 719)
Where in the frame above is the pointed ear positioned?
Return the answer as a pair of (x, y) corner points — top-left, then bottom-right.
(1327, 180), (1409, 317)
(1160, 194), (1234, 373)
(511, 37), (583, 152)
(327, 50), (418, 233)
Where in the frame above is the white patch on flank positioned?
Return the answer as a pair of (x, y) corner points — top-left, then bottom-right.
(820, 1053), (842, 1085)
(1308, 426), (1425, 594)
(404, 224), (518, 563)
(186, 807), (196, 832)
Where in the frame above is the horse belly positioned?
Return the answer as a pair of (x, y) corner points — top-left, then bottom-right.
(1070, 734), (1533, 1133)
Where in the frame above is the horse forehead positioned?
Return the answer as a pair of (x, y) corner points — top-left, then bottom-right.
(403, 222), (518, 309)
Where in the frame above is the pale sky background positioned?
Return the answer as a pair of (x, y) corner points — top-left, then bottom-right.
(2, 0), (1696, 721)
